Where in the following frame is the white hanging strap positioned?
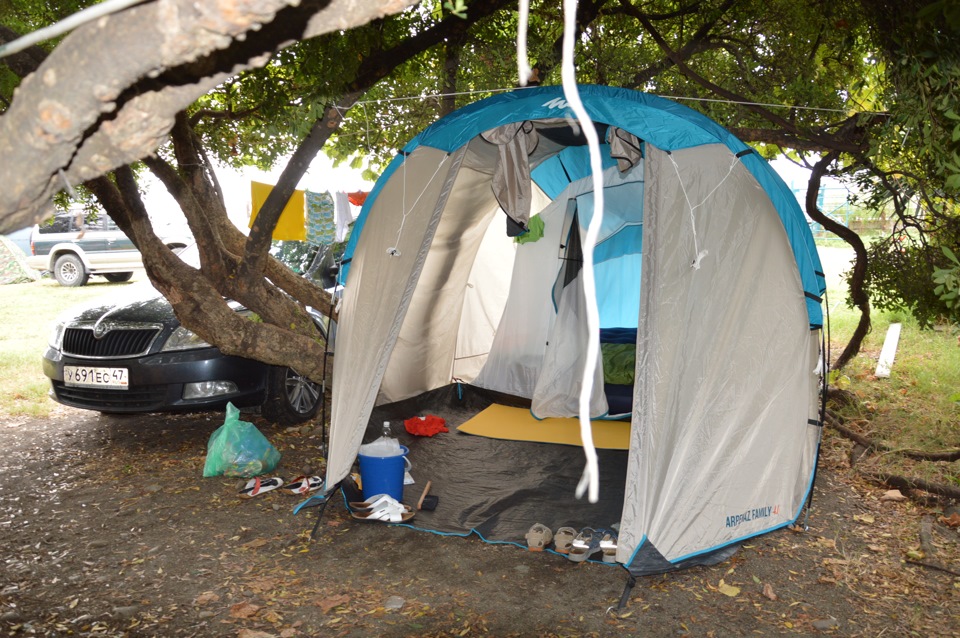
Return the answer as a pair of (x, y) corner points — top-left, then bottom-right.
(517, 0), (534, 86)
(560, 0), (602, 505)
(666, 152), (739, 270)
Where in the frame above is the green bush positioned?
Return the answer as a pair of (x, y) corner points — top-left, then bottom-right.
(858, 236), (957, 328)
(932, 245), (960, 322)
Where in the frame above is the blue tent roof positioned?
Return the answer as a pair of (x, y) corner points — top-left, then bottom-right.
(342, 85), (825, 327)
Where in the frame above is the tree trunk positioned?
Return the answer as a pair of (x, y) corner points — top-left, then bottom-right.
(805, 152), (871, 370)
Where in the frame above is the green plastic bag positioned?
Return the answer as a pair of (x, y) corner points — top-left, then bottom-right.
(203, 402), (281, 478)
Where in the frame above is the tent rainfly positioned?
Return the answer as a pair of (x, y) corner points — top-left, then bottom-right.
(324, 85), (827, 579)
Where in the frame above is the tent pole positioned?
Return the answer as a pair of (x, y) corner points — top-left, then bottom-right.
(318, 258), (341, 459)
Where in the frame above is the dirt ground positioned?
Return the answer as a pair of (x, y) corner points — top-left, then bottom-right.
(1, 405), (957, 638)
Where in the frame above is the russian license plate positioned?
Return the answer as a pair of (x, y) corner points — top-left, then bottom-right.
(64, 365), (129, 390)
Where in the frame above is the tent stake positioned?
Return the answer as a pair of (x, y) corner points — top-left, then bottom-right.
(617, 575), (637, 611)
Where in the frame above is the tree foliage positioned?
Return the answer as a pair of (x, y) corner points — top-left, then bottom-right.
(2, 0), (959, 390)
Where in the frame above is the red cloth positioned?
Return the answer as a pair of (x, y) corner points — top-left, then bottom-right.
(404, 414), (448, 437)
(347, 191), (368, 206)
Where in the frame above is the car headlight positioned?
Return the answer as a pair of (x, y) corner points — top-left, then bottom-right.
(48, 322), (66, 349)
(161, 309), (256, 352)
(161, 326), (211, 352)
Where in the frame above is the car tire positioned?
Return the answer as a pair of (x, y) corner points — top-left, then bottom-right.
(53, 254), (89, 287)
(261, 366), (322, 425)
(104, 272), (134, 283)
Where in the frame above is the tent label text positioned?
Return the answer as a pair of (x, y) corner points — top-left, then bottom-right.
(725, 505), (779, 528)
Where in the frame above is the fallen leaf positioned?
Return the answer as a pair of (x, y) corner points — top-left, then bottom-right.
(717, 579), (740, 597)
(880, 489), (906, 502)
(315, 594), (351, 614)
(194, 591), (220, 605)
(242, 538), (269, 549)
(245, 577), (283, 594)
(853, 514), (875, 524)
(939, 513), (960, 528)
(237, 630), (276, 638)
(262, 610), (283, 624)
(762, 583), (777, 601)
(230, 602), (261, 619)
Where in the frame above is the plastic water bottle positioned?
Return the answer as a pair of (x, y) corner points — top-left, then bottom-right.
(382, 420), (391, 440)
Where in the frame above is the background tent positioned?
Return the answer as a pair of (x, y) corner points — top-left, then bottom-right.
(0, 235), (39, 285)
(325, 85), (826, 577)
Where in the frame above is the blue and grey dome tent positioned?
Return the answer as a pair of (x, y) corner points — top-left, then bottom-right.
(325, 85), (826, 578)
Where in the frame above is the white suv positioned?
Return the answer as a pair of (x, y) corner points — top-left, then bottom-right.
(27, 212), (187, 287)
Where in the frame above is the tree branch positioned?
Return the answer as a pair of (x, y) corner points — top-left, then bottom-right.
(863, 471), (960, 501)
(0, 0), (418, 234)
(619, 0), (870, 155)
(806, 151), (871, 369)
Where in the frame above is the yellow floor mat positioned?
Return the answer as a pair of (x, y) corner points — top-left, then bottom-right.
(457, 403), (630, 450)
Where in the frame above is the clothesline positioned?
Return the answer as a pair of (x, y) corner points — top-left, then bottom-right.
(345, 85), (865, 115)
(248, 181), (366, 244)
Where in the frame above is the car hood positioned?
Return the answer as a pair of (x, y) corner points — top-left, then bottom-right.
(57, 286), (179, 327)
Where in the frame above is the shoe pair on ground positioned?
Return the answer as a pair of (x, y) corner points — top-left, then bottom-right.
(238, 475), (323, 498)
(525, 523), (618, 563)
(347, 493), (416, 523)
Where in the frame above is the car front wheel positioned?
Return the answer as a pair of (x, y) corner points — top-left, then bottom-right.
(104, 272), (134, 283)
(53, 254), (89, 287)
(261, 366), (322, 425)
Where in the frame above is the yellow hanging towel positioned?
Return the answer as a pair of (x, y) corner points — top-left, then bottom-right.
(249, 181), (306, 241)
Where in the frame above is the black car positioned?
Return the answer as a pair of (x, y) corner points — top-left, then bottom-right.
(41, 247), (333, 425)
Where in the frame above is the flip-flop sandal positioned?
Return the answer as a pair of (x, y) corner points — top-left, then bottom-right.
(553, 527), (577, 554)
(349, 500), (415, 523)
(285, 476), (323, 495)
(525, 523), (553, 552)
(600, 530), (618, 563)
(239, 476), (284, 498)
(348, 493), (399, 511)
(567, 527), (601, 562)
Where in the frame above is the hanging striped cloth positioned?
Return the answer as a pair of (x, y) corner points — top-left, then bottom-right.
(305, 190), (336, 246)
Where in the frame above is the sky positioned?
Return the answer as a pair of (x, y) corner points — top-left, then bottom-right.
(144, 153), (376, 237)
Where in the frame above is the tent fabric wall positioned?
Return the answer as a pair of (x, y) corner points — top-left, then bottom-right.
(340, 86), (826, 330)
(618, 145), (819, 568)
(472, 163), (644, 402)
(327, 147), (465, 486)
(379, 160), (502, 403)
(451, 210), (520, 382)
(326, 85), (825, 576)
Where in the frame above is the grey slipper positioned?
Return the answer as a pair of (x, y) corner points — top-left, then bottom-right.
(553, 526), (577, 554)
(525, 523), (553, 551)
